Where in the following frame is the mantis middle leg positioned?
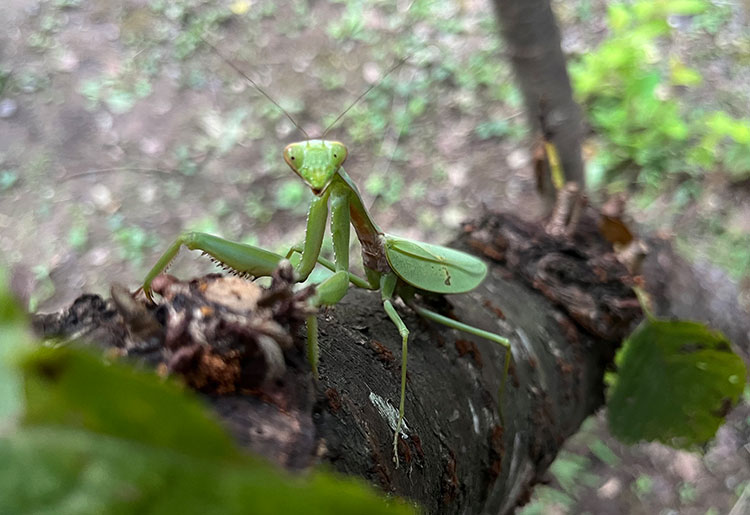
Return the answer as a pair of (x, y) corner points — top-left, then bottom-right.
(380, 273), (410, 467)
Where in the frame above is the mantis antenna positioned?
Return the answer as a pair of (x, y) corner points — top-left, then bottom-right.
(199, 36), (310, 139)
(366, 64), (417, 212)
(199, 35), (408, 140)
(321, 56), (410, 138)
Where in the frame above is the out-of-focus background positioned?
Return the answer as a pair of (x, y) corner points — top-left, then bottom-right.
(1, 0), (749, 513)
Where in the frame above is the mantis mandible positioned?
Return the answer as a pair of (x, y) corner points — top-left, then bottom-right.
(141, 42), (512, 466)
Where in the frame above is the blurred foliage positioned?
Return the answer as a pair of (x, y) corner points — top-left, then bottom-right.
(571, 0), (750, 191)
(0, 169), (19, 191)
(607, 318), (746, 447)
(0, 272), (412, 515)
(0, 269), (31, 423)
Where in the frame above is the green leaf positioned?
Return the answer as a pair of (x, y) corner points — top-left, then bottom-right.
(0, 169), (19, 191)
(670, 60), (702, 87)
(274, 179), (306, 210)
(21, 347), (239, 462)
(105, 89), (137, 114)
(0, 269), (31, 424)
(7, 345), (412, 514)
(608, 319), (746, 447)
(608, 4), (632, 33)
(665, 0), (708, 15)
(705, 111), (736, 136)
(549, 451), (589, 494)
(0, 427), (412, 515)
(724, 143), (750, 179)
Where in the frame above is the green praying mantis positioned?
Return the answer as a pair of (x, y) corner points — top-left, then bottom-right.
(141, 42), (512, 466)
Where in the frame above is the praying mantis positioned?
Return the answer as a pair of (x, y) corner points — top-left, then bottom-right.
(141, 42), (512, 466)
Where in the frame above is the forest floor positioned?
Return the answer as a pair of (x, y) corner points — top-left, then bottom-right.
(1, 0), (749, 513)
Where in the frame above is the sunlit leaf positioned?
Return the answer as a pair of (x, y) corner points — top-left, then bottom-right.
(665, 0), (708, 15)
(230, 0), (251, 15)
(608, 4), (632, 32)
(670, 59), (702, 87)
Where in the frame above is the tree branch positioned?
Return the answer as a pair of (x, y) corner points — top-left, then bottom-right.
(32, 212), (640, 514)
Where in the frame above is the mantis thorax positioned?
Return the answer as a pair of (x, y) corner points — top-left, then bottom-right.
(283, 139), (348, 195)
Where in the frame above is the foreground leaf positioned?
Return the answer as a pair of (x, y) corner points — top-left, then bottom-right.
(1, 345), (411, 514)
(608, 319), (746, 446)
(0, 268), (32, 424)
(0, 426), (411, 515)
(20, 346), (238, 462)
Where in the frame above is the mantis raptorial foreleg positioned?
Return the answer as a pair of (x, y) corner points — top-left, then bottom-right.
(295, 190), (330, 282)
(142, 184), (332, 300)
(308, 183), (352, 307)
(299, 184), (356, 377)
(142, 232), (285, 300)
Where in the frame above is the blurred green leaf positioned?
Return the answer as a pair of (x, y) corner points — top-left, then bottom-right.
(21, 347), (239, 461)
(665, 0), (708, 15)
(608, 319), (746, 446)
(670, 60), (702, 87)
(588, 439), (620, 467)
(608, 4), (632, 32)
(113, 226), (157, 265)
(549, 452), (589, 495)
(0, 425), (411, 515)
(725, 143), (750, 179)
(274, 180), (307, 210)
(475, 119), (511, 141)
(105, 89), (137, 114)
(2, 344), (412, 514)
(570, 0), (728, 195)
(0, 269), (31, 424)
(0, 169), (19, 191)
(68, 223), (89, 251)
(633, 474), (654, 498)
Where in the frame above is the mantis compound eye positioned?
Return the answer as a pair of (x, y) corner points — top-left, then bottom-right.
(330, 142), (348, 168)
(283, 144), (305, 171)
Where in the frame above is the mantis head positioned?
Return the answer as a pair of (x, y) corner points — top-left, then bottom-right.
(196, 39), (405, 195)
(284, 139), (348, 195)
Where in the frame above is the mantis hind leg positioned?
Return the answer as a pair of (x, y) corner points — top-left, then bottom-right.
(380, 273), (409, 467)
(142, 231), (283, 301)
(410, 304), (511, 422)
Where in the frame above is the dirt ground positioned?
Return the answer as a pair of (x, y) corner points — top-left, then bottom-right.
(1, 0), (749, 513)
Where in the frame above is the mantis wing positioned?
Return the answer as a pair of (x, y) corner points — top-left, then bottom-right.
(384, 235), (487, 294)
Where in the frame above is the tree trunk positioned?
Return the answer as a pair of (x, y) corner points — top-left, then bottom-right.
(32, 212), (640, 514)
(493, 0), (586, 193)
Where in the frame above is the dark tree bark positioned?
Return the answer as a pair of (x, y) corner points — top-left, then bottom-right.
(33, 212), (641, 514)
(493, 0), (585, 193)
